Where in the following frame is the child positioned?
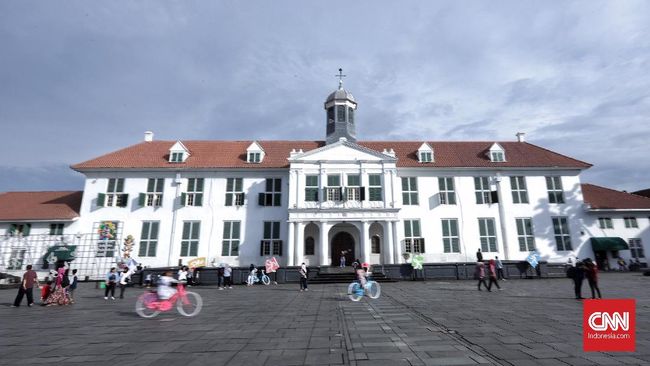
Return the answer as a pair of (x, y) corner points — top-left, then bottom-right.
(68, 269), (78, 304)
(144, 273), (152, 288)
(157, 270), (177, 300)
(247, 267), (258, 286)
(41, 279), (53, 304)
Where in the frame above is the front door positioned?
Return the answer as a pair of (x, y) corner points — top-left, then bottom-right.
(331, 232), (355, 266)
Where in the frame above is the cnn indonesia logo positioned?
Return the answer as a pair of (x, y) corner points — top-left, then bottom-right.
(583, 299), (635, 352)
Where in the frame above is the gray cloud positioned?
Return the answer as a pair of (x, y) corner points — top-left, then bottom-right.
(1, 1), (649, 192)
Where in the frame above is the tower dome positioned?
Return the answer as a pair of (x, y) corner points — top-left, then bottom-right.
(325, 68), (357, 144)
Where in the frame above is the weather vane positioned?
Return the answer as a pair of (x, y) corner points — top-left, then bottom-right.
(336, 68), (346, 89)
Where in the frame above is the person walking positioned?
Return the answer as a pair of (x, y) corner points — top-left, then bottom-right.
(476, 248), (483, 262)
(119, 268), (130, 299)
(340, 252), (346, 267)
(572, 260), (586, 299)
(12, 265), (40, 307)
(495, 256), (506, 280)
(299, 263), (309, 291)
(68, 269), (78, 303)
(104, 267), (118, 300)
(45, 264), (71, 306)
(584, 258), (602, 299)
(475, 262), (489, 291)
(487, 259), (501, 291)
(223, 264), (233, 289)
(217, 265), (225, 290)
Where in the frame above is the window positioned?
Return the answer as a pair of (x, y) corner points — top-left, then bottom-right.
(438, 177), (456, 205)
(348, 107), (354, 124)
(225, 178), (244, 206)
(222, 221), (240, 256)
(259, 178), (282, 206)
(404, 220), (425, 253)
(371, 235), (381, 254)
(419, 151), (432, 163)
(552, 217), (572, 251)
(441, 219), (460, 253)
(401, 177), (418, 205)
(510, 176), (529, 204)
(368, 174), (382, 201)
(170, 152), (184, 163)
(248, 152), (261, 163)
(9, 223), (31, 236)
(183, 178), (204, 206)
(337, 105), (346, 122)
(346, 174), (361, 201)
(598, 217), (613, 229)
(305, 237), (315, 255)
(546, 177), (564, 204)
(99, 178), (128, 207)
(474, 177), (491, 204)
(326, 174), (342, 201)
(139, 221), (159, 257)
(478, 218), (498, 252)
(624, 217), (638, 228)
(141, 178), (164, 207)
(629, 238), (645, 259)
(516, 218), (535, 251)
(180, 221), (200, 257)
(305, 175), (319, 202)
(49, 223), (64, 235)
(490, 151), (505, 162)
(260, 221), (282, 256)
(327, 107), (335, 122)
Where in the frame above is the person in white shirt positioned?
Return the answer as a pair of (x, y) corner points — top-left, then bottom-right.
(158, 271), (177, 300)
(223, 264), (233, 289)
(119, 268), (131, 299)
(177, 266), (188, 282)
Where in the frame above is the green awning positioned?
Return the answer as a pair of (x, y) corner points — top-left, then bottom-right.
(591, 237), (629, 252)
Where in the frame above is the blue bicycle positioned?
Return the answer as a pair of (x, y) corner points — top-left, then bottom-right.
(347, 277), (381, 301)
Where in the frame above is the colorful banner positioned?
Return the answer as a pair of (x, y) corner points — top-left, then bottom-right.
(526, 251), (540, 268)
(265, 257), (280, 273)
(188, 257), (207, 269)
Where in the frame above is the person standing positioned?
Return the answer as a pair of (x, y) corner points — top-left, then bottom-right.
(572, 261), (586, 299)
(104, 267), (118, 300)
(68, 269), (78, 303)
(299, 263), (308, 291)
(495, 256), (506, 281)
(340, 252), (346, 268)
(584, 258), (602, 299)
(476, 248), (483, 262)
(475, 262), (488, 291)
(217, 266), (225, 290)
(119, 268), (130, 299)
(12, 265), (40, 307)
(487, 259), (501, 291)
(178, 266), (189, 283)
(223, 264), (233, 289)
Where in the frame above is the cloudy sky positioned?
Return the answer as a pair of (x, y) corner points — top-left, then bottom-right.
(1, 1), (649, 192)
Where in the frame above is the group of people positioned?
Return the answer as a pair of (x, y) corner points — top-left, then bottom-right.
(474, 248), (505, 292)
(103, 267), (133, 300)
(13, 263), (78, 307)
(567, 258), (602, 300)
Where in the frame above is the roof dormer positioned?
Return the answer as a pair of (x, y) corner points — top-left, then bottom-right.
(246, 141), (265, 163)
(488, 143), (506, 162)
(417, 143), (434, 163)
(169, 141), (190, 163)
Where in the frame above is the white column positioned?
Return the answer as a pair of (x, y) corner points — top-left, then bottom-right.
(384, 221), (394, 264)
(319, 221), (330, 266)
(392, 221), (400, 264)
(295, 222), (305, 265)
(287, 222), (295, 266)
(361, 221), (370, 264)
(495, 177), (510, 260)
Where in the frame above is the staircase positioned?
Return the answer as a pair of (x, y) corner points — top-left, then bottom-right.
(310, 266), (396, 284)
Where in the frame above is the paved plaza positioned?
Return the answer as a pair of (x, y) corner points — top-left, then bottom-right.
(1, 272), (648, 366)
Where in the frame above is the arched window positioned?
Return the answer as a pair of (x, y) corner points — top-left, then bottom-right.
(305, 236), (315, 255)
(371, 235), (381, 254)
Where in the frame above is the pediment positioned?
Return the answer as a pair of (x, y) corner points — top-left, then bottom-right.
(289, 140), (395, 162)
(170, 141), (189, 153)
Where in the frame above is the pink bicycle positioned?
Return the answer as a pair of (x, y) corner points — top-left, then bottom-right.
(135, 283), (202, 318)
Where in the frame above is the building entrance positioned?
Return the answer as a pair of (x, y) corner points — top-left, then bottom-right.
(331, 232), (355, 267)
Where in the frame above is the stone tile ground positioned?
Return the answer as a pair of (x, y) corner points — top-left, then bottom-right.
(0, 272), (648, 365)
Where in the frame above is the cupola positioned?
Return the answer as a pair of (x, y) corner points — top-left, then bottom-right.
(325, 68), (357, 145)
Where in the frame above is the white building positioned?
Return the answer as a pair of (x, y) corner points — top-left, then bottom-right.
(1, 82), (648, 273)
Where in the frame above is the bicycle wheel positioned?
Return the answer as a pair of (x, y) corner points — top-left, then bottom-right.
(261, 275), (270, 286)
(177, 291), (203, 317)
(135, 293), (160, 318)
(366, 281), (381, 299)
(347, 282), (363, 302)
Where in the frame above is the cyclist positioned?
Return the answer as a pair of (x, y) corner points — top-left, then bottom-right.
(247, 266), (258, 286)
(355, 263), (368, 287)
(157, 270), (177, 300)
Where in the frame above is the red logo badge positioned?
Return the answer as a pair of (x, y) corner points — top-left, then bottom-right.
(583, 299), (635, 352)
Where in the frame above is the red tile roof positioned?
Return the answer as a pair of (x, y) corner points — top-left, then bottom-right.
(0, 191), (83, 221)
(582, 184), (650, 210)
(71, 140), (592, 170)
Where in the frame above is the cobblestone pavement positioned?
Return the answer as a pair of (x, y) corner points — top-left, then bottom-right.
(1, 272), (648, 365)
